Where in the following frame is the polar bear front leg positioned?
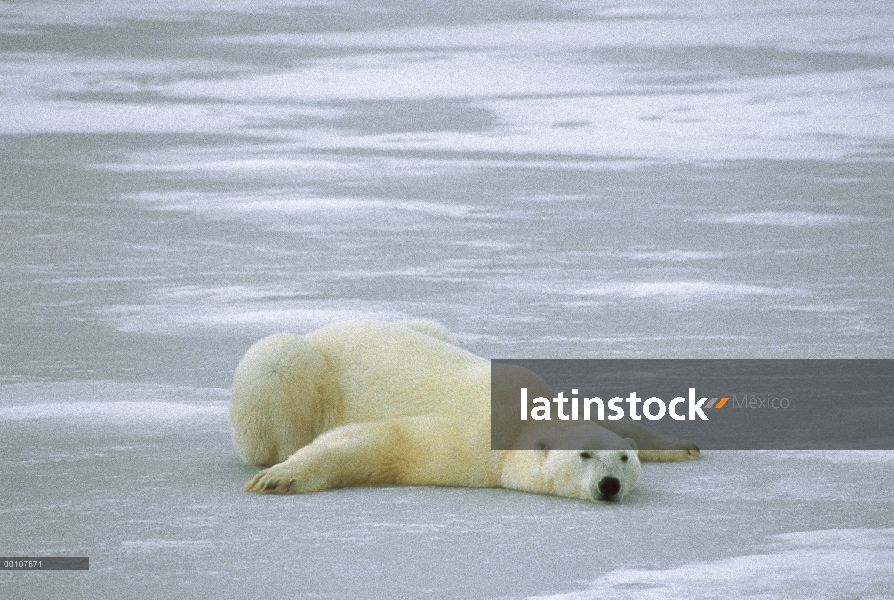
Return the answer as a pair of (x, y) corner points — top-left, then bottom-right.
(244, 421), (416, 494)
(595, 419), (701, 462)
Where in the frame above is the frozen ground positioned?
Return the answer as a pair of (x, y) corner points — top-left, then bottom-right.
(1, 0), (892, 597)
(0, 382), (894, 598)
(2, 381), (892, 598)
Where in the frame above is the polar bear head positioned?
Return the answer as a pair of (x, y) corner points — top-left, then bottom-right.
(542, 446), (641, 502)
(503, 423), (641, 502)
(538, 422), (641, 501)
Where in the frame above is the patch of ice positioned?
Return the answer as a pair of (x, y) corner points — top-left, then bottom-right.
(612, 250), (724, 262)
(531, 528), (894, 600)
(122, 539), (215, 553)
(128, 191), (476, 219)
(765, 450), (894, 464)
(101, 305), (404, 334)
(0, 401), (226, 423)
(702, 211), (871, 227)
(572, 282), (797, 299)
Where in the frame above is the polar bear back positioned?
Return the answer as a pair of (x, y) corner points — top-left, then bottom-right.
(307, 320), (490, 424)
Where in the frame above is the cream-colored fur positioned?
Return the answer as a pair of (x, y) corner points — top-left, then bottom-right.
(231, 320), (698, 502)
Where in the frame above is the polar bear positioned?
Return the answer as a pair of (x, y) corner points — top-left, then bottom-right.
(231, 320), (699, 502)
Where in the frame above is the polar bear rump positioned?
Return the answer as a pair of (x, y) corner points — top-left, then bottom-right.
(230, 319), (455, 467)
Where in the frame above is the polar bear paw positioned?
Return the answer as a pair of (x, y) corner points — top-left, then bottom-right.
(244, 466), (303, 494)
(638, 442), (701, 463)
(244, 457), (338, 494)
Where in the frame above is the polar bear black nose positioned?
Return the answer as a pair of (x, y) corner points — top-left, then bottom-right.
(598, 477), (621, 497)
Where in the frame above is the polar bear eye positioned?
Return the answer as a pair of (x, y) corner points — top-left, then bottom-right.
(579, 452), (592, 459)
(621, 454), (629, 462)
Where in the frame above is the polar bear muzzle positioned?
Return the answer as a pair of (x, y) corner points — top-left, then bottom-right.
(596, 476), (622, 500)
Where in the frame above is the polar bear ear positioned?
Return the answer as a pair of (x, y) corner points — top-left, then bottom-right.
(533, 438), (552, 453)
(624, 437), (638, 451)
